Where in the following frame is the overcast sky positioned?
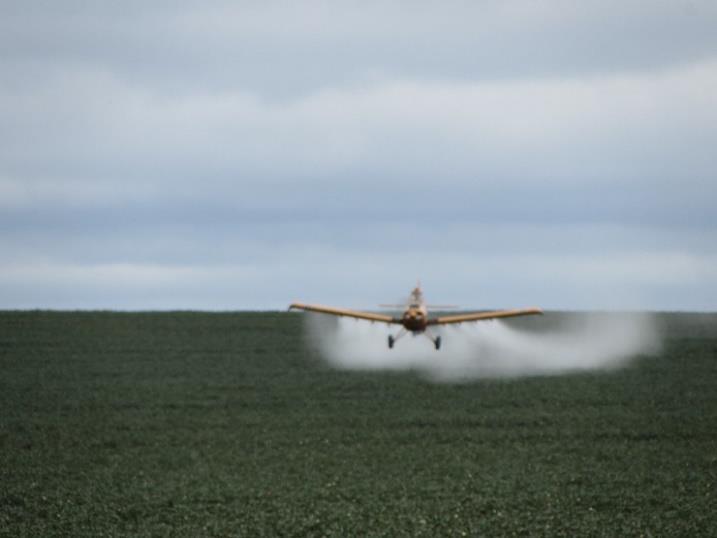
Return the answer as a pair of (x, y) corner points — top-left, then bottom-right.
(1, 1), (716, 310)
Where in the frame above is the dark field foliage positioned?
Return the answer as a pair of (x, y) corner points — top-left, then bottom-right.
(1, 311), (715, 537)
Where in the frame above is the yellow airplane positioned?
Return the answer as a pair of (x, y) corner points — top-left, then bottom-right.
(289, 283), (542, 350)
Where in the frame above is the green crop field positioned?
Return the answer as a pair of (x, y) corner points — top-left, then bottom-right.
(1, 311), (715, 537)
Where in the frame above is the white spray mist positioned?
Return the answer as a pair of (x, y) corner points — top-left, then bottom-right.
(305, 312), (661, 382)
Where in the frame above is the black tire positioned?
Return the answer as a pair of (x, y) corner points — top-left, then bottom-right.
(388, 335), (395, 349)
(434, 336), (441, 350)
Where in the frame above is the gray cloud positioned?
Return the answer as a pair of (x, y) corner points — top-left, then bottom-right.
(1, 1), (716, 310)
(3, 1), (717, 96)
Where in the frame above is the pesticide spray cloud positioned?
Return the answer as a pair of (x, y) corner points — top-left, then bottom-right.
(305, 312), (661, 382)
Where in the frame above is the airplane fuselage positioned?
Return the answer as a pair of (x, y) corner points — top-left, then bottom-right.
(390, 290), (439, 348)
(401, 304), (428, 332)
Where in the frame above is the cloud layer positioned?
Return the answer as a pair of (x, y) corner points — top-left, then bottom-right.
(1, 1), (716, 309)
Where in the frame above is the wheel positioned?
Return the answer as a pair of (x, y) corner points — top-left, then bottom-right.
(434, 336), (441, 350)
(388, 335), (395, 349)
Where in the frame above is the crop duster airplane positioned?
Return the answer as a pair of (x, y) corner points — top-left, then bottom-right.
(289, 284), (542, 350)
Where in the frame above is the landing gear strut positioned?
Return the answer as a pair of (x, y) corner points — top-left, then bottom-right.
(424, 331), (441, 350)
(387, 329), (406, 349)
(389, 330), (440, 350)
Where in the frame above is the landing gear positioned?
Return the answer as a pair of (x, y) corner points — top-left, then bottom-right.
(388, 329), (406, 349)
(389, 330), (440, 349)
(424, 331), (441, 350)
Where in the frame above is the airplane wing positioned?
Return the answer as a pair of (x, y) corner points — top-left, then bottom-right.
(289, 303), (400, 324)
(429, 307), (543, 325)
